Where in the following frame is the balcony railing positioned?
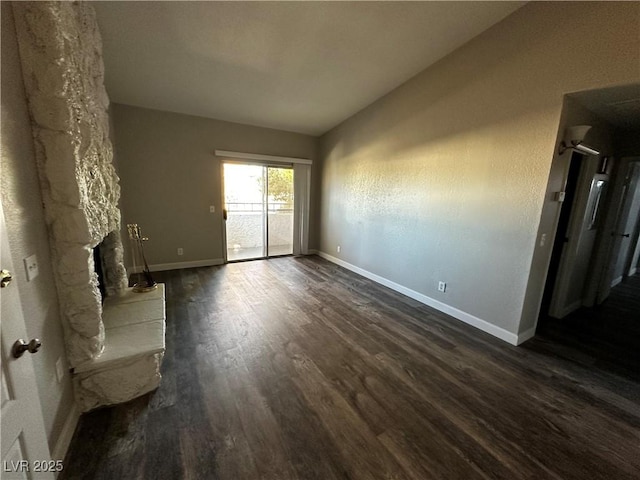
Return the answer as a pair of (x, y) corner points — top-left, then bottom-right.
(226, 202), (293, 213)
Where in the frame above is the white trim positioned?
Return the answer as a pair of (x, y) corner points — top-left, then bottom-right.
(215, 149), (312, 165)
(611, 275), (623, 287)
(307, 249), (319, 255)
(317, 251), (522, 346)
(130, 258), (224, 273)
(51, 402), (80, 464)
(516, 327), (537, 345)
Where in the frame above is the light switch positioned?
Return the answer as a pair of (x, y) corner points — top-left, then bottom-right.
(55, 357), (65, 383)
(540, 233), (547, 247)
(209, 205), (215, 213)
(24, 254), (39, 281)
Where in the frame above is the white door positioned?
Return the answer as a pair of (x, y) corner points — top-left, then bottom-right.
(612, 163), (640, 282)
(549, 156), (609, 318)
(597, 160), (640, 303)
(0, 200), (54, 479)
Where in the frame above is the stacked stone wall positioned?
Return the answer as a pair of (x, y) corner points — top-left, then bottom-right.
(13, 2), (127, 367)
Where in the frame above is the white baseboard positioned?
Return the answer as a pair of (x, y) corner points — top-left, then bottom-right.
(307, 249), (319, 255)
(317, 251), (523, 346)
(51, 402), (80, 464)
(130, 258), (224, 273)
(611, 275), (623, 287)
(132, 253), (321, 274)
(516, 327), (537, 345)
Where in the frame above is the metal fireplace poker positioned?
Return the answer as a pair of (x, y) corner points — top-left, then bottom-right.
(127, 223), (157, 292)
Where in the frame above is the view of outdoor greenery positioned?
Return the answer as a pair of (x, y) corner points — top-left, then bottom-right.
(263, 167), (294, 208)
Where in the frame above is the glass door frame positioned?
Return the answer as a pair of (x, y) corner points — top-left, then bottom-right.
(266, 165), (295, 258)
(221, 160), (294, 263)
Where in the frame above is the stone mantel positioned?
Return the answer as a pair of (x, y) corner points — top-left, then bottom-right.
(12, 1), (165, 410)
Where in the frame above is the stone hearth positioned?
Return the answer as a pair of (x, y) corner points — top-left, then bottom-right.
(74, 285), (165, 411)
(13, 2), (165, 411)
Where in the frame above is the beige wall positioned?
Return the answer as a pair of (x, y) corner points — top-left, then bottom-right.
(111, 104), (318, 269)
(1, 3), (75, 452)
(319, 1), (640, 340)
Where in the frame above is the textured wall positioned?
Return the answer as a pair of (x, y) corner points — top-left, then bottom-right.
(319, 1), (640, 338)
(111, 104), (318, 269)
(12, 1), (127, 367)
(0, 2), (75, 453)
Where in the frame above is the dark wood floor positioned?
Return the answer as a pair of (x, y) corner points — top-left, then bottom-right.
(61, 256), (640, 480)
(535, 273), (640, 382)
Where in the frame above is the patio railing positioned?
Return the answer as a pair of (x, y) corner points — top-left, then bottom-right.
(226, 202), (293, 213)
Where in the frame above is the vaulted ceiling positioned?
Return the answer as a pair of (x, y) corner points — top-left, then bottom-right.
(94, 1), (525, 136)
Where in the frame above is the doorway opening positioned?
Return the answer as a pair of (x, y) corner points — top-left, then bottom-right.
(543, 150), (611, 320)
(536, 154), (640, 379)
(222, 163), (294, 262)
(540, 151), (583, 317)
(530, 85), (640, 379)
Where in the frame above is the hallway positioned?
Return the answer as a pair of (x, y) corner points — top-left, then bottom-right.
(534, 274), (640, 381)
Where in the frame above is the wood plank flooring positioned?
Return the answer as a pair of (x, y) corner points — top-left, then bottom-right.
(60, 256), (640, 479)
(535, 273), (640, 381)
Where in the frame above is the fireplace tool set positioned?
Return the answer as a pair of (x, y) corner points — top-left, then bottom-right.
(127, 223), (157, 292)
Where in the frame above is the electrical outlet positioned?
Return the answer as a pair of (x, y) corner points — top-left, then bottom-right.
(209, 205), (215, 213)
(24, 254), (39, 281)
(438, 281), (447, 293)
(55, 357), (64, 383)
(177, 248), (184, 256)
(337, 245), (341, 253)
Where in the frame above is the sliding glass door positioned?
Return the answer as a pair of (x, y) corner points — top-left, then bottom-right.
(223, 163), (264, 261)
(223, 163), (294, 261)
(266, 167), (294, 257)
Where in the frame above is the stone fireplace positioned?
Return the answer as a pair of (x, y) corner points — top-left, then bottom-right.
(13, 2), (165, 411)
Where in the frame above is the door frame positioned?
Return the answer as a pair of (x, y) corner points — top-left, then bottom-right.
(548, 153), (605, 318)
(220, 160), (295, 263)
(220, 162), (228, 264)
(216, 150), (313, 263)
(545, 154), (640, 317)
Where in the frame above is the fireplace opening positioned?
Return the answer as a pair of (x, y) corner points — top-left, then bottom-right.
(93, 244), (106, 304)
